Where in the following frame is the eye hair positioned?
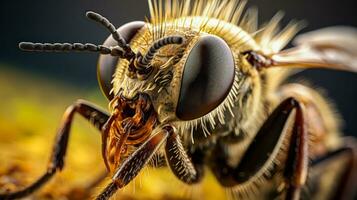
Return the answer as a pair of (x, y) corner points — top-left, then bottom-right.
(137, 35), (184, 69)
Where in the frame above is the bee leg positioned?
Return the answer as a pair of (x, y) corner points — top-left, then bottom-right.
(0, 99), (110, 200)
(209, 98), (308, 199)
(309, 139), (357, 200)
(281, 100), (308, 200)
(165, 129), (204, 184)
(95, 126), (172, 200)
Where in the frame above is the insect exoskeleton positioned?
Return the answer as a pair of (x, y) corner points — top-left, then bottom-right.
(97, 17), (262, 172)
(91, 1), (301, 197)
(2, 0), (357, 200)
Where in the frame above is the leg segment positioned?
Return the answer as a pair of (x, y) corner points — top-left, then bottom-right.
(308, 140), (357, 200)
(165, 130), (204, 184)
(95, 126), (171, 200)
(283, 100), (307, 200)
(96, 125), (206, 200)
(209, 98), (308, 199)
(0, 100), (109, 200)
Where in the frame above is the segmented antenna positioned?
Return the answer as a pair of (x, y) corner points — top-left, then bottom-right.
(86, 11), (134, 58)
(137, 36), (184, 69)
(18, 11), (135, 60)
(18, 11), (185, 79)
(18, 42), (127, 57)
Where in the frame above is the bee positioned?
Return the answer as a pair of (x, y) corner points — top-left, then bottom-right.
(0, 0), (356, 199)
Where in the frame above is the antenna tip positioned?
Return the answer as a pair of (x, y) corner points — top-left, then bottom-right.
(86, 11), (100, 20)
(19, 42), (33, 51)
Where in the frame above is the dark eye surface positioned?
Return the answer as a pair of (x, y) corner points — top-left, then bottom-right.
(97, 21), (145, 100)
(176, 35), (235, 120)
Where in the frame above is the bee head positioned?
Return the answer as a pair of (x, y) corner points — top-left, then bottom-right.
(18, 10), (241, 169)
(18, 10), (236, 132)
(83, 10), (236, 125)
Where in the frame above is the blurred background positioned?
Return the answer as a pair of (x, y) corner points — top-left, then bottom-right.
(0, 0), (356, 199)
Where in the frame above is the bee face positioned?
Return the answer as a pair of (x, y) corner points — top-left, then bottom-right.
(89, 9), (258, 143)
(108, 29), (237, 126)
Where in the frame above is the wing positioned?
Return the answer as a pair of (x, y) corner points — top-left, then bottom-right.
(270, 26), (357, 72)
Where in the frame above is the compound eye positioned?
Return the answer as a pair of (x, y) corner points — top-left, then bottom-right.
(97, 21), (145, 100)
(176, 35), (235, 120)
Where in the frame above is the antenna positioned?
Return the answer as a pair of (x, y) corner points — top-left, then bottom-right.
(86, 12), (128, 49)
(18, 11), (186, 79)
(136, 36), (184, 70)
(19, 42), (127, 57)
(18, 11), (135, 60)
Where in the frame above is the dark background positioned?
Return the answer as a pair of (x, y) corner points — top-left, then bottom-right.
(0, 0), (356, 136)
